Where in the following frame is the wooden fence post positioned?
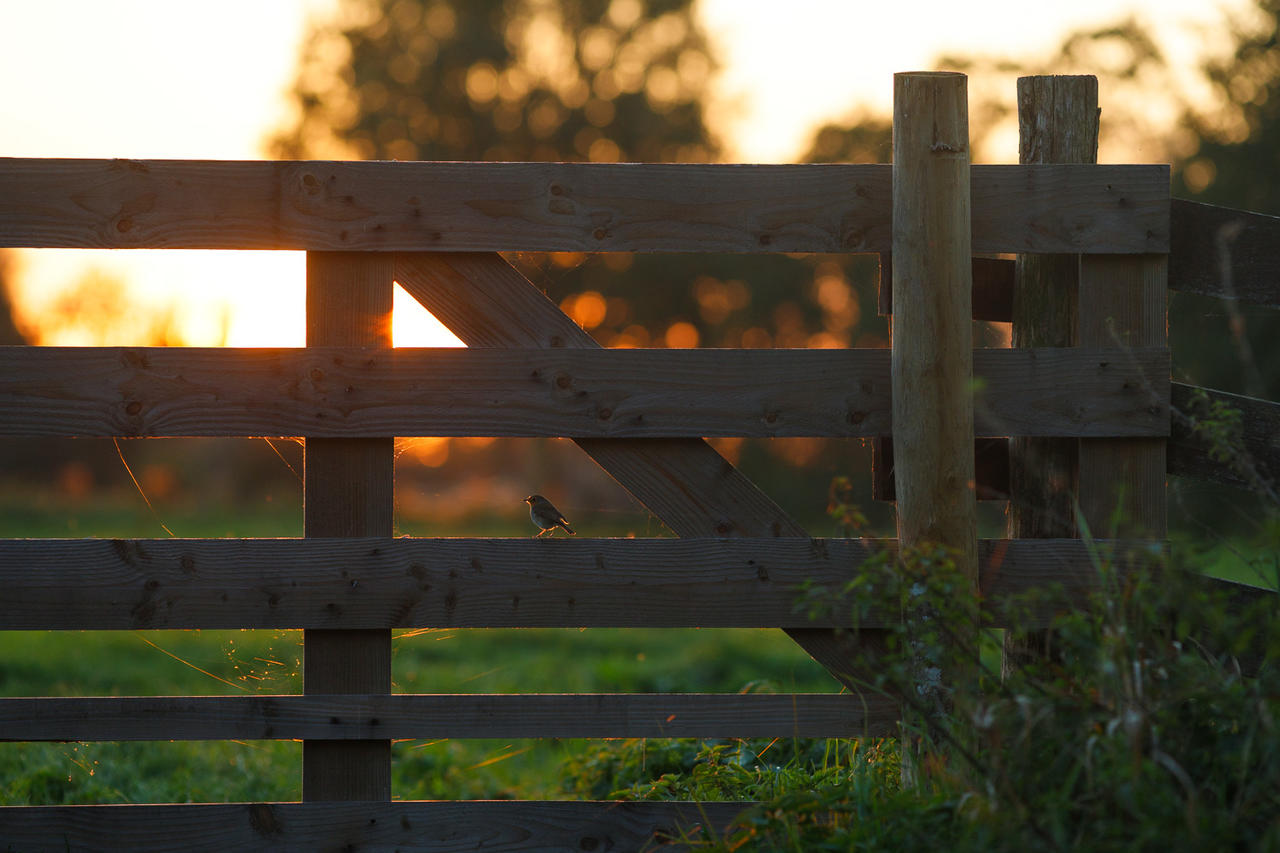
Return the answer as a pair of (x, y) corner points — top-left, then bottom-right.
(891, 71), (979, 702)
(303, 251), (395, 801)
(1003, 75), (1099, 677)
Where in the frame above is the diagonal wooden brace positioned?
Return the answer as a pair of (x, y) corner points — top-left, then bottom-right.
(394, 251), (881, 693)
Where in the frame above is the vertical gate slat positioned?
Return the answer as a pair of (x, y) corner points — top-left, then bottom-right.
(302, 251), (395, 801)
(1078, 254), (1169, 539)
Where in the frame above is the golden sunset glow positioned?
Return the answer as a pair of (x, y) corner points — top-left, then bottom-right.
(393, 284), (466, 348)
(0, 0), (1248, 348)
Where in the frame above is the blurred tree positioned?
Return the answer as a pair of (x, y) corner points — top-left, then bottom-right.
(269, 0), (890, 355)
(1173, 0), (1280, 215)
(271, 0), (718, 163)
(804, 6), (1280, 399)
(936, 17), (1179, 163)
(801, 111), (891, 164)
(267, 0), (895, 519)
(35, 271), (183, 347)
(0, 252), (29, 346)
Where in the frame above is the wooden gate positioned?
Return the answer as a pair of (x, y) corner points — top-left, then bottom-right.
(1, 71), (1250, 850)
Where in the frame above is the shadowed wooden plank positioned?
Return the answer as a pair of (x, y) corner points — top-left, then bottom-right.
(302, 251), (393, 803)
(0, 693), (888, 742)
(1169, 200), (1280, 309)
(1078, 255), (1168, 540)
(887, 202), (1280, 323)
(0, 536), (1198, 631)
(1169, 382), (1280, 492)
(0, 537), (880, 630)
(0, 345), (1170, 439)
(0, 158), (1168, 253)
(395, 250), (878, 692)
(0, 801), (749, 852)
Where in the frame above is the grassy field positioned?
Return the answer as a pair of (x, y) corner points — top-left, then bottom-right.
(0, 489), (850, 805)
(3, 483), (1276, 809)
(1, 624), (842, 803)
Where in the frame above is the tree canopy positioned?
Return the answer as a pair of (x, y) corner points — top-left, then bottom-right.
(271, 0), (718, 163)
(1173, 0), (1280, 214)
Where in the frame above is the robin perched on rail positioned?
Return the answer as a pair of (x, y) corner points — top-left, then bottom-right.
(524, 494), (576, 537)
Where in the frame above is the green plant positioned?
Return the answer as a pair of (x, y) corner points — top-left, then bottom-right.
(672, 530), (1280, 850)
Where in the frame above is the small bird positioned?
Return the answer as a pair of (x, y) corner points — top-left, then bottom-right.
(524, 494), (575, 537)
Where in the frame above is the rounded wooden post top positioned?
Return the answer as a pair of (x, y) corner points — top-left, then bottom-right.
(894, 71), (967, 79)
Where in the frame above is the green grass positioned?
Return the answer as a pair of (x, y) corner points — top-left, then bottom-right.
(0, 490), (302, 539)
(1185, 539), (1280, 588)
(5, 484), (1279, 844)
(0, 486), (853, 804)
(0, 626), (841, 803)
(0, 624), (842, 804)
(0, 480), (845, 804)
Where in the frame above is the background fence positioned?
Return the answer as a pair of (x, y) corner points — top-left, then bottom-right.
(0, 72), (1275, 850)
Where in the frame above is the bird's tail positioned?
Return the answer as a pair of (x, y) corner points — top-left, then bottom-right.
(562, 523), (576, 536)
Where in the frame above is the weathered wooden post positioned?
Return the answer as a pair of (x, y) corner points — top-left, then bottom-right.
(303, 251), (395, 800)
(1003, 75), (1099, 676)
(891, 71), (979, 718)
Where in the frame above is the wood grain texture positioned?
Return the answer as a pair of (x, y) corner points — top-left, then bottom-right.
(1169, 382), (1280, 492)
(1017, 75), (1100, 165)
(873, 437), (1010, 502)
(891, 72), (979, 592)
(873, 254), (1015, 506)
(302, 251), (393, 802)
(1005, 75), (1098, 676)
(0, 693), (889, 742)
(0, 158), (1168, 253)
(0, 345), (1170, 439)
(0, 537), (1161, 631)
(0, 801), (749, 853)
(1078, 255), (1168, 539)
(1009, 74), (1097, 539)
(1169, 199), (1280, 309)
(396, 250), (878, 691)
(0, 537), (880, 630)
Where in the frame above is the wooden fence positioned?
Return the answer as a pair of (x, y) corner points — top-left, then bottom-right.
(0, 72), (1276, 850)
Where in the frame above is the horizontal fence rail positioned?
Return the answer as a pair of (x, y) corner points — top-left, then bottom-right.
(0, 345), (1170, 439)
(1169, 199), (1280, 309)
(1169, 382), (1280, 489)
(1, 536), (1172, 630)
(0, 801), (747, 852)
(881, 202), (1280, 317)
(0, 693), (891, 742)
(877, 382), (1280, 497)
(0, 158), (1169, 254)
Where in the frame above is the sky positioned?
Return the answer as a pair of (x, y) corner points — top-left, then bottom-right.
(0, 0), (1248, 347)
